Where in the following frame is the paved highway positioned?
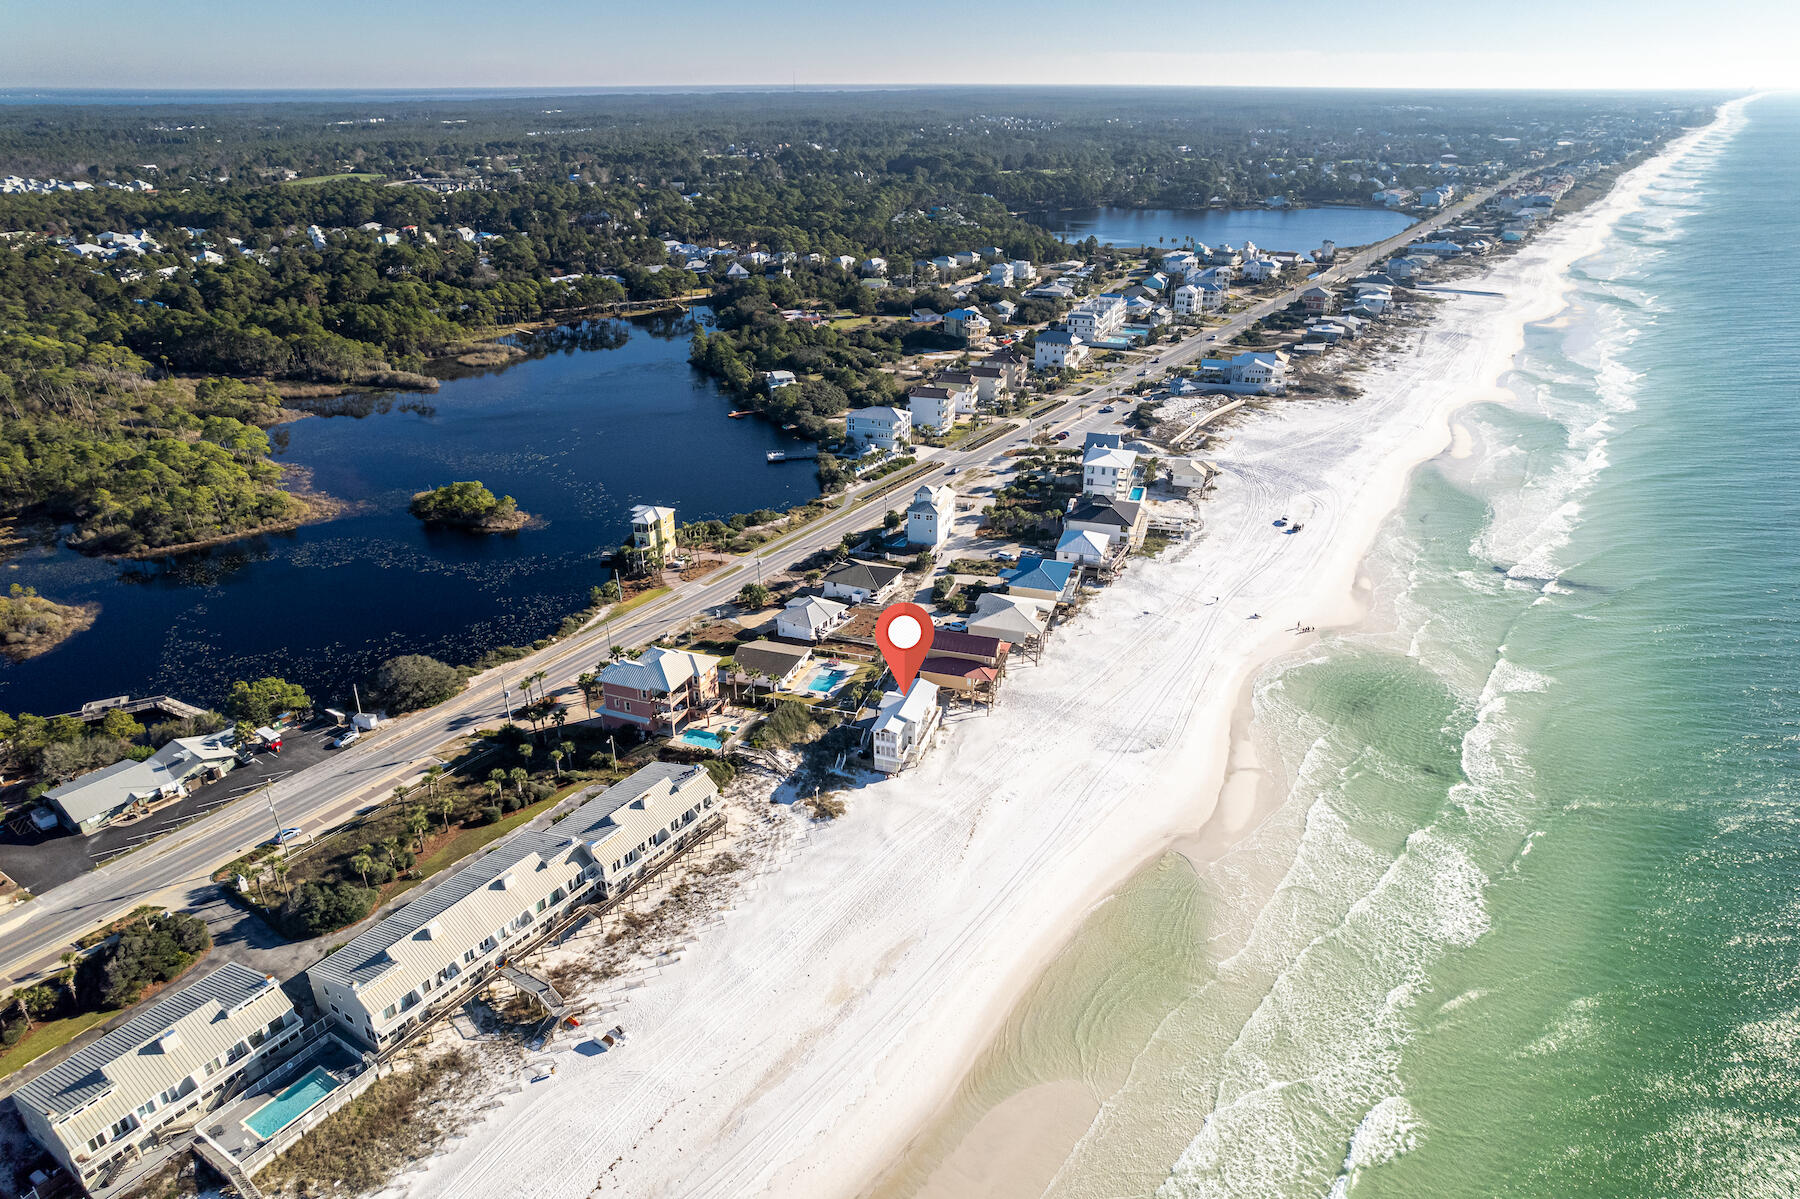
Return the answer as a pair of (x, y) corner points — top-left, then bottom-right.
(0, 181), (1506, 989)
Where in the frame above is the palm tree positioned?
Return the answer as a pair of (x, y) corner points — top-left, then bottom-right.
(58, 951), (80, 1008)
(406, 806), (430, 851)
(484, 778), (503, 804)
(558, 739), (575, 766)
(509, 767), (528, 795)
(392, 783), (409, 807)
(549, 749), (564, 778)
(550, 705), (568, 737)
(349, 851), (375, 887)
(518, 744), (534, 771)
(438, 792), (455, 829)
(576, 672), (599, 718)
(423, 765), (444, 798)
(270, 856), (291, 898)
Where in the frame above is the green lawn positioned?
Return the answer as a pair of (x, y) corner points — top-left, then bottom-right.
(600, 586), (671, 624)
(385, 779), (592, 899)
(0, 1009), (111, 1081)
(285, 172), (383, 186)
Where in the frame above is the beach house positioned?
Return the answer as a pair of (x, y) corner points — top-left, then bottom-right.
(1066, 495), (1146, 548)
(845, 406), (911, 452)
(1066, 294), (1128, 343)
(906, 483), (957, 549)
(969, 363), (1011, 404)
(1300, 285), (1335, 315)
(982, 347), (1030, 390)
(776, 595), (849, 643)
(965, 593), (1051, 647)
(1056, 528), (1112, 568)
(1033, 330), (1089, 371)
(870, 682), (942, 773)
(309, 763), (718, 1051)
(908, 385), (968, 434)
(1003, 556), (1077, 603)
(629, 505), (678, 561)
(596, 646), (721, 735)
(943, 308), (990, 343)
(14, 965), (303, 1189)
(729, 641), (813, 693)
(1082, 445), (1139, 500)
(821, 560), (905, 606)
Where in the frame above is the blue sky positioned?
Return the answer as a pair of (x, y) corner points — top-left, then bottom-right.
(4, 0), (1793, 91)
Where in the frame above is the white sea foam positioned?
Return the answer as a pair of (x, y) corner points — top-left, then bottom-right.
(1325, 1095), (1424, 1198)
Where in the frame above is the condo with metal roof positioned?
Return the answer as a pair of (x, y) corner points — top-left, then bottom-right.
(12, 963), (302, 1190)
(306, 762), (719, 1050)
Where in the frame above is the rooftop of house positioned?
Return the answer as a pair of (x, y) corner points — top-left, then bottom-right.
(873, 680), (940, 733)
(823, 559), (906, 590)
(1057, 528), (1112, 557)
(629, 504), (676, 523)
(931, 628), (1009, 660)
(599, 646), (720, 693)
(1004, 555), (1076, 593)
(1067, 496), (1142, 528)
(848, 405), (908, 424)
(734, 640), (813, 678)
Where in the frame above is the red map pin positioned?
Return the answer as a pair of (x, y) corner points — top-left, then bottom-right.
(875, 602), (935, 692)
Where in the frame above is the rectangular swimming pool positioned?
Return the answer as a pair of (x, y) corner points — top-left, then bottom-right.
(677, 725), (737, 750)
(803, 666), (855, 695)
(244, 1066), (340, 1139)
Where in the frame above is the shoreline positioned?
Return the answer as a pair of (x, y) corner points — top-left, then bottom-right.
(376, 110), (1738, 1199)
(859, 102), (1750, 1198)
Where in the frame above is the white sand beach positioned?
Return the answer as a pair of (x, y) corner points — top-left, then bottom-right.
(383, 117), (1720, 1199)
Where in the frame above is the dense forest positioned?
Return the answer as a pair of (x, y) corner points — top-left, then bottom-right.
(0, 88), (1711, 554)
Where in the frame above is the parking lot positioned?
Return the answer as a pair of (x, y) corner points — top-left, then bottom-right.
(0, 716), (342, 896)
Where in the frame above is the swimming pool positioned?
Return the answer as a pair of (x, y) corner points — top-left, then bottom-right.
(676, 725), (736, 750)
(244, 1066), (340, 1139)
(1129, 486), (1145, 501)
(803, 666), (855, 695)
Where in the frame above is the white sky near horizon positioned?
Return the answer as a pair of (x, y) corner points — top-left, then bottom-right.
(2, 0), (1795, 92)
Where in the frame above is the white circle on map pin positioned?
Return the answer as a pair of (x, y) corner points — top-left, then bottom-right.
(886, 613), (922, 649)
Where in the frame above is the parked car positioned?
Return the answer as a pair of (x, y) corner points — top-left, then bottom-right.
(332, 729), (361, 749)
(1054, 431), (1069, 440)
(1100, 404), (1115, 413)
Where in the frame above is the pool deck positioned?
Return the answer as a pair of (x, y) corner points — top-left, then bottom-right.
(202, 1032), (367, 1164)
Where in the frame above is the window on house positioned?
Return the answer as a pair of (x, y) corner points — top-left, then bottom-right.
(88, 1133), (108, 1152)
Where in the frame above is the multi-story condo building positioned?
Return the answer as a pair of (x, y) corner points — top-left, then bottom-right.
(1065, 293), (1127, 342)
(308, 763), (719, 1051)
(13, 965), (303, 1191)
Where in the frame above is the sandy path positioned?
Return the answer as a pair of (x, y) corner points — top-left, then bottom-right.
(382, 113), (1728, 1199)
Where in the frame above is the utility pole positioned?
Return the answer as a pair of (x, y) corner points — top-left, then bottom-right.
(263, 781), (284, 853)
(608, 736), (618, 770)
(352, 684), (363, 716)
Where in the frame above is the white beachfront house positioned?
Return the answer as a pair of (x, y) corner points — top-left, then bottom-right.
(845, 405), (912, 452)
(1173, 282), (1226, 315)
(1082, 444), (1139, 500)
(1032, 330), (1089, 371)
(308, 763), (718, 1051)
(1065, 294), (1127, 342)
(908, 385), (967, 434)
(870, 681), (942, 773)
(906, 483), (957, 549)
(776, 595), (849, 643)
(13, 965), (304, 1189)
(1055, 527), (1111, 568)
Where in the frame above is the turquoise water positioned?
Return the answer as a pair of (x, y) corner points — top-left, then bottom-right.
(889, 97), (1799, 1199)
(1138, 98), (1798, 1198)
(676, 728), (726, 750)
(245, 1066), (340, 1138)
(805, 666), (855, 694)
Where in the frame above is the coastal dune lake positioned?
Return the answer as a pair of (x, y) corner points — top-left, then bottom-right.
(0, 309), (817, 715)
(1029, 205), (1417, 250)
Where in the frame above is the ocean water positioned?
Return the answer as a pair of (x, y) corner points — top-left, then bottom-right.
(880, 95), (1799, 1197)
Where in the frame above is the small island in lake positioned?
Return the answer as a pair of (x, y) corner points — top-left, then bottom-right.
(0, 583), (98, 661)
(408, 481), (531, 532)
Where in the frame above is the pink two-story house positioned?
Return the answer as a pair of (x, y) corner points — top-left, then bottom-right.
(596, 646), (722, 736)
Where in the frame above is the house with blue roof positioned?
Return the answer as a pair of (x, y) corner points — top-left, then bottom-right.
(1003, 556), (1076, 603)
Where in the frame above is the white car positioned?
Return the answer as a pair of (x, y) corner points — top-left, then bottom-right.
(332, 729), (361, 749)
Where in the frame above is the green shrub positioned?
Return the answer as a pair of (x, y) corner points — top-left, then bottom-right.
(280, 880), (377, 940)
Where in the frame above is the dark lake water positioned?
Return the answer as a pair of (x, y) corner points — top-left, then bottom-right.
(0, 309), (817, 716)
(1031, 205), (1417, 252)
